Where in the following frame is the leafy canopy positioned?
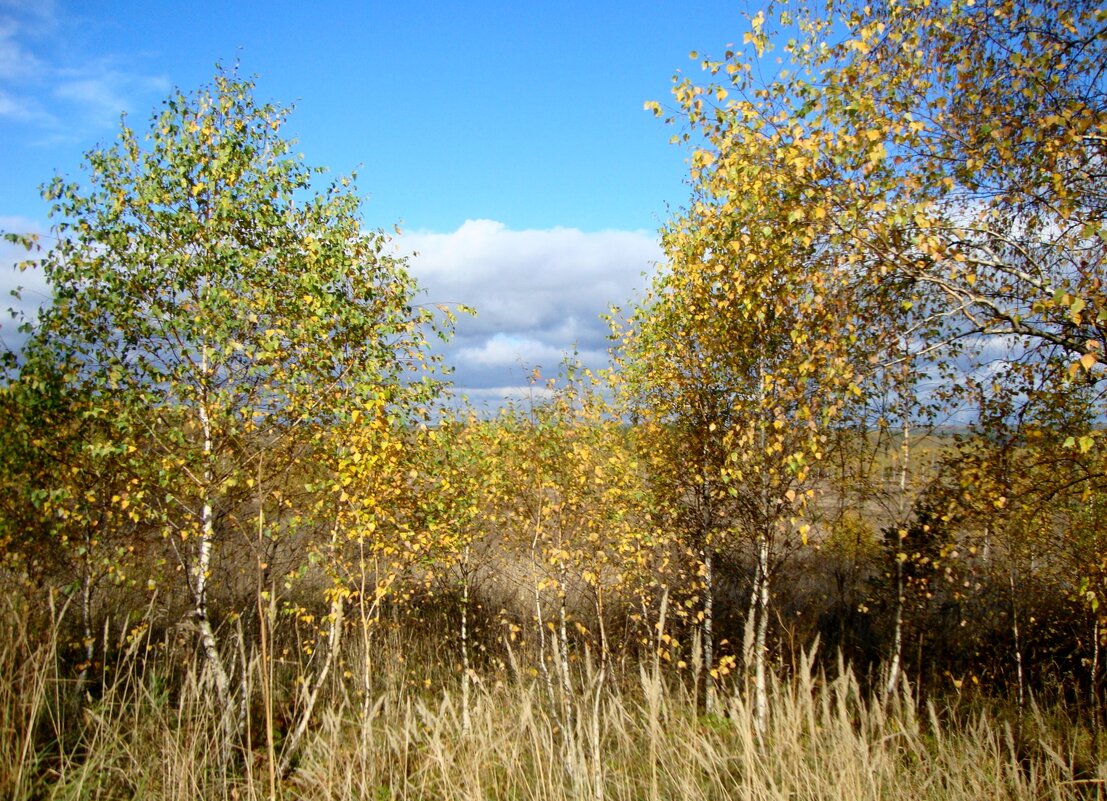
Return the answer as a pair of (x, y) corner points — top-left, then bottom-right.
(27, 67), (437, 431)
(652, 0), (1106, 381)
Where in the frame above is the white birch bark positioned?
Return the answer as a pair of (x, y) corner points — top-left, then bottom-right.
(885, 346), (912, 700)
(752, 529), (771, 736)
(460, 546), (472, 734)
(703, 547), (717, 714)
(193, 348), (235, 747)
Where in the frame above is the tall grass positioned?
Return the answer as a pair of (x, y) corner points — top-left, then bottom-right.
(2, 595), (1103, 800)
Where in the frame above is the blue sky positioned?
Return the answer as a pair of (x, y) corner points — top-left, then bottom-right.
(0, 0), (753, 403)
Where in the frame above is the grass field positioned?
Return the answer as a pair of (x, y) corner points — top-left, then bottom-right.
(3, 594), (1103, 801)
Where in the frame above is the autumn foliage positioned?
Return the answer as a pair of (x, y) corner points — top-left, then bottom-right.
(1, 1), (1105, 794)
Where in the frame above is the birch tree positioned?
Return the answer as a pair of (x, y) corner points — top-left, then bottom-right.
(21, 68), (440, 743)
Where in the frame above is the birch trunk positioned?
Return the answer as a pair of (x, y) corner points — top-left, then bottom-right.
(589, 660), (606, 801)
(702, 547), (717, 714)
(885, 356), (912, 700)
(193, 354), (235, 747)
(460, 546), (472, 734)
(532, 537), (557, 713)
(1010, 568), (1025, 711)
(278, 588), (344, 777)
(76, 536), (95, 696)
(1092, 618), (1100, 715)
(556, 560), (578, 775)
(752, 529), (771, 737)
(278, 516), (346, 778)
(751, 358), (770, 736)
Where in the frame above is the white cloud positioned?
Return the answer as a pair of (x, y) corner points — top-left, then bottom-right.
(0, 4), (166, 137)
(0, 86), (40, 120)
(0, 217), (663, 404)
(404, 219), (657, 331)
(455, 332), (607, 371)
(0, 17), (42, 81)
(0, 215), (48, 355)
(396, 219), (661, 398)
(0, 14), (52, 123)
(53, 67), (169, 128)
(448, 384), (557, 410)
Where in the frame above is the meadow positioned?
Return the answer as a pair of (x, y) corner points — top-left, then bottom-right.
(2, 552), (1103, 801)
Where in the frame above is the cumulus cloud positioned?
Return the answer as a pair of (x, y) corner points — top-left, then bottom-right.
(397, 219), (661, 403)
(455, 333), (606, 371)
(455, 384), (557, 409)
(0, 217), (663, 405)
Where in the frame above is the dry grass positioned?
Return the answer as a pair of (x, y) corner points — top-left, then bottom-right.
(2, 595), (1103, 801)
